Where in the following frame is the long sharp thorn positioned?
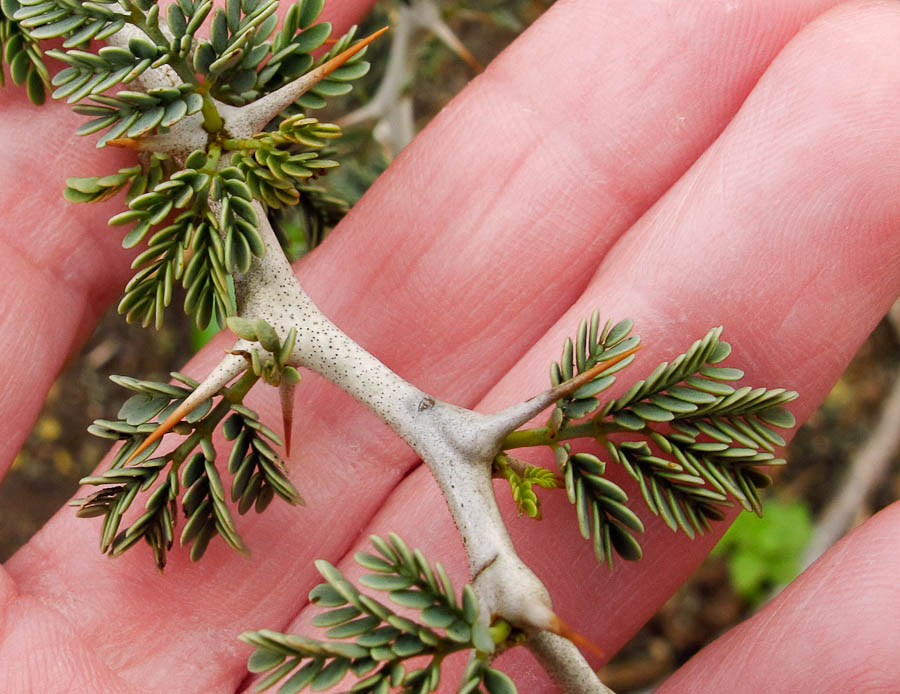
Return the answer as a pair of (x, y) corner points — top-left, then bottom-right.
(124, 399), (199, 465)
(554, 344), (644, 400)
(427, 15), (482, 72)
(291, 26), (389, 99)
(280, 380), (296, 457)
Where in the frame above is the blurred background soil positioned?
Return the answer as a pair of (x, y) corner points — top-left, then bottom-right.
(2, 2), (899, 690)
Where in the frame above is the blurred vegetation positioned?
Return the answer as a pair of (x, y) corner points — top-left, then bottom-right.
(712, 499), (813, 604)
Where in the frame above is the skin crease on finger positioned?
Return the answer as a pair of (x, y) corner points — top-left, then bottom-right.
(1, 1), (897, 693)
(264, 1), (900, 692)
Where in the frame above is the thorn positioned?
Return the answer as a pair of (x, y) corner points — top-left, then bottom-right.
(314, 26), (389, 84)
(280, 380), (296, 457)
(124, 398), (198, 465)
(106, 135), (166, 151)
(487, 344), (643, 442)
(547, 614), (604, 660)
(105, 137), (141, 149)
(452, 42), (483, 73)
(554, 344), (644, 400)
(428, 18), (482, 72)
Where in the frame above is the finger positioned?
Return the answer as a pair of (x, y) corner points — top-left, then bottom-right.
(493, 0), (900, 683)
(485, 0), (900, 677)
(241, 0), (900, 688)
(0, 101), (136, 471)
(6, 1), (862, 692)
(658, 502), (900, 692)
(277, 0), (900, 689)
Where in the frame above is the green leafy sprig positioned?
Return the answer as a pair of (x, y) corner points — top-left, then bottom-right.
(227, 113), (343, 209)
(65, 148), (267, 330)
(49, 37), (170, 104)
(7, 0), (126, 46)
(73, 369), (302, 570)
(553, 444), (644, 567)
(74, 84), (204, 146)
(493, 453), (559, 520)
(0, 3), (49, 104)
(241, 533), (516, 694)
(499, 312), (798, 568)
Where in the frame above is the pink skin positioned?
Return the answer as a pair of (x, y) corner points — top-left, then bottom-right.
(1, 0), (900, 692)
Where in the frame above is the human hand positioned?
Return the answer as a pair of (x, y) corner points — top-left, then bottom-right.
(2, 1), (900, 692)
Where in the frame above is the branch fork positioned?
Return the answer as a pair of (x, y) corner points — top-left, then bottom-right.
(100, 16), (608, 693)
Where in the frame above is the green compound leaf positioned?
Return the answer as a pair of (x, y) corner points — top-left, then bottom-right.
(554, 444), (644, 569)
(1, 11), (50, 104)
(72, 85), (202, 146)
(100, 155), (268, 332)
(75, 370), (300, 569)
(208, 2), (369, 108)
(228, 113), (343, 211)
(243, 535), (513, 693)
(536, 317), (798, 569)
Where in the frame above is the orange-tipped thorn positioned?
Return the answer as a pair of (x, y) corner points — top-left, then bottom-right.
(106, 137), (141, 149)
(124, 398), (198, 465)
(556, 344), (644, 400)
(547, 614), (605, 660)
(315, 26), (389, 81)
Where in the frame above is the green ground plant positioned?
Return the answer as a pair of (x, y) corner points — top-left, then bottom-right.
(712, 498), (813, 604)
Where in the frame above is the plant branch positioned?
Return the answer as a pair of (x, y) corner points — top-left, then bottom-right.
(208, 210), (610, 674)
(528, 631), (615, 694)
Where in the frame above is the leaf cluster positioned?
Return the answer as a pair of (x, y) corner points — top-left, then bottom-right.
(227, 316), (303, 387)
(493, 454), (559, 520)
(553, 445), (644, 568)
(551, 319), (797, 567)
(5, 0), (369, 147)
(192, 0), (370, 109)
(74, 84), (203, 146)
(7, 0), (127, 45)
(0, 2), (49, 103)
(500, 314), (798, 568)
(6, 0), (205, 118)
(241, 533), (516, 694)
(50, 36), (172, 104)
(229, 113), (343, 209)
(66, 149), (268, 330)
(73, 371), (302, 569)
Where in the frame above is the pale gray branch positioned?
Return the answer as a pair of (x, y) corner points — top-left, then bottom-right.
(528, 632), (616, 694)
